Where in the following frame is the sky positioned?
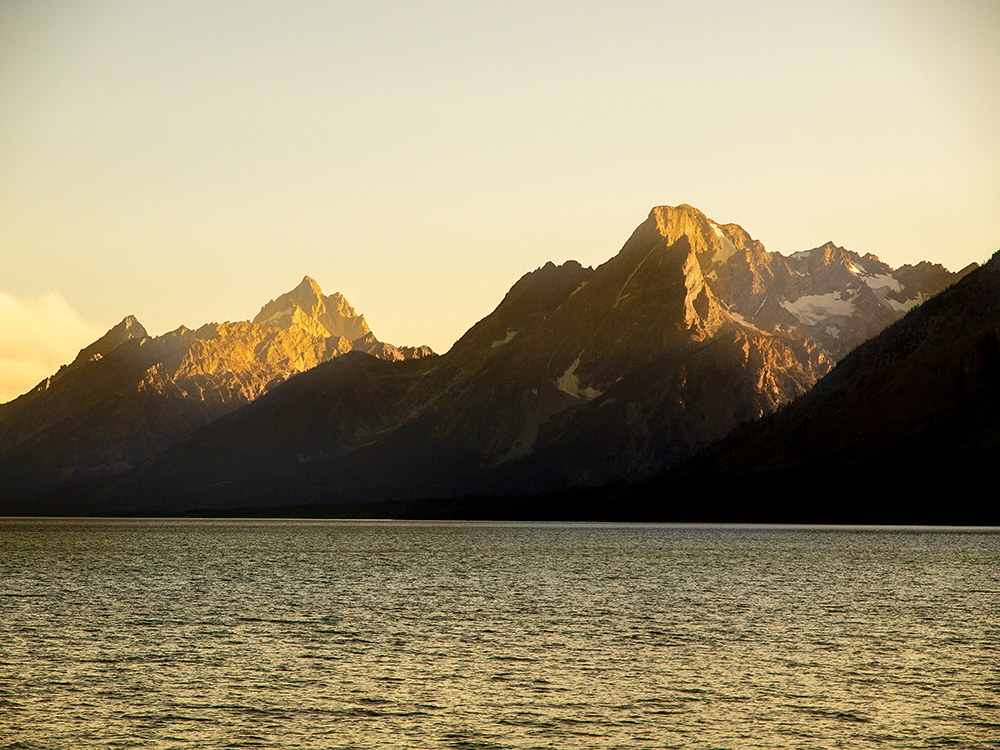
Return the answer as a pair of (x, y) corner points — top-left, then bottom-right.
(1, 0), (998, 403)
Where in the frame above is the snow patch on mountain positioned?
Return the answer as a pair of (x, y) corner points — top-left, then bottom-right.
(713, 235), (738, 266)
(706, 222), (738, 265)
(848, 261), (868, 275)
(491, 330), (518, 348)
(729, 310), (767, 334)
(781, 292), (856, 326)
(885, 293), (927, 314)
(556, 356), (602, 400)
(264, 306), (294, 324)
(864, 273), (902, 292)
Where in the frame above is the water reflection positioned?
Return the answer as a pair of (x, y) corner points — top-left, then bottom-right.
(1, 520), (998, 748)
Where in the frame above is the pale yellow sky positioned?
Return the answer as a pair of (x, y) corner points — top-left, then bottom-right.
(1, 0), (998, 402)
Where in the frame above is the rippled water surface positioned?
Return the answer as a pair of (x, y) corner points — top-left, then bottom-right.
(1, 520), (998, 749)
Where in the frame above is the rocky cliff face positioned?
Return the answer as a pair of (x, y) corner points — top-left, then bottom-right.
(252, 276), (372, 341)
(0, 277), (432, 503)
(653, 204), (976, 361)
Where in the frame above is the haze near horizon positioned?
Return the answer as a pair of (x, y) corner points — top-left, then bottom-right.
(1, 0), (998, 403)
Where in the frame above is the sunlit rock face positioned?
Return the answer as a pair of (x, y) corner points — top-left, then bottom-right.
(648, 204), (976, 362)
(0, 277), (433, 501)
(252, 276), (372, 342)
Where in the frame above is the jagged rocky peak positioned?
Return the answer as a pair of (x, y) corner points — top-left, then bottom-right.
(622, 204), (767, 271)
(893, 259), (980, 297)
(790, 241), (889, 275)
(650, 204), (720, 245)
(120, 314), (147, 336)
(611, 204), (713, 260)
(502, 260), (592, 317)
(625, 205), (977, 363)
(252, 275), (372, 341)
(652, 204), (714, 243)
(69, 315), (148, 369)
(349, 332), (434, 362)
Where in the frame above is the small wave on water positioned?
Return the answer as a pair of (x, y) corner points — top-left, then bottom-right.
(1, 519), (998, 749)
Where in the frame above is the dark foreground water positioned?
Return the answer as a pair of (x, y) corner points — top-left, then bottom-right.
(1, 520), (998, 749)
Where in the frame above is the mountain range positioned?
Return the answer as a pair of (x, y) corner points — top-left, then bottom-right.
(0, 204), (980, 516)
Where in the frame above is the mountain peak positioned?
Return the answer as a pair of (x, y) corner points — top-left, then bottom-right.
(252, 276), (371, 341)
(650, 204), (711, 240)
(287, 275), (326, 310)
(68, 315), (148, 369)
(296, 275), (324, 296)
(644, 204), (763, 259)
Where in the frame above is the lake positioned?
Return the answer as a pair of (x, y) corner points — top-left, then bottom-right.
(1, 519), (997, 749)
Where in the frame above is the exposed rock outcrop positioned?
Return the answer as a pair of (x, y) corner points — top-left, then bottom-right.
(652, 204), (976, 361)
